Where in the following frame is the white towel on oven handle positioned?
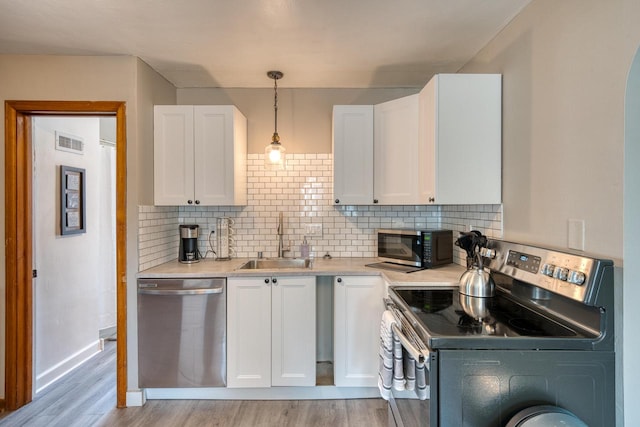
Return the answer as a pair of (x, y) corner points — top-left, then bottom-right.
(378, 309), (429, 401)
(378, 310), (399, 400)
(403, 349), (428, 400)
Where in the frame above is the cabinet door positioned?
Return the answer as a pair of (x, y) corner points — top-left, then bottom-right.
(436, 74), (501, 204)
(332, 105), (374, 205)
(153, 105), (195, 205)
(271, 276), (316, 386)
(374, 94), (420, 204)
(194, 106), (247, 206)
(227, 277), (272, 388)
(419, 74), (502, 204)
(418, 80), (436, 203)
(334, 275), (384, 387)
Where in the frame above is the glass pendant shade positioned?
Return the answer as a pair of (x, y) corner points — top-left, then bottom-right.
(265, 137), (286, 170)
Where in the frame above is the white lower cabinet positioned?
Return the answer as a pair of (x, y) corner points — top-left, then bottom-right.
(333, 275), (384, 387)
(227, 276), (316, 388)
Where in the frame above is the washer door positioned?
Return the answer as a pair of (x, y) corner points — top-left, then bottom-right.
(506, 405), (588, 427)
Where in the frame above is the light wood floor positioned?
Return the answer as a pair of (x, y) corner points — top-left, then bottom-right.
(0, 340), (117, 427)
(0, 341), (388, 427)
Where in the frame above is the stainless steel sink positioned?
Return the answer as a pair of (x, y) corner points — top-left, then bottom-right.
(237, 258), (312, 270)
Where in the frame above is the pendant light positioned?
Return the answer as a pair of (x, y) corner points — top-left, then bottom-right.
(265, 70), (286, 170)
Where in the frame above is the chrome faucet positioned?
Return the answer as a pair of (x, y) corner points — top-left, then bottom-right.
(277, 212), (284, 258)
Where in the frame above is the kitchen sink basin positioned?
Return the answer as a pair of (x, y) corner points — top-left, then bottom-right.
(238, 258), (312, 270)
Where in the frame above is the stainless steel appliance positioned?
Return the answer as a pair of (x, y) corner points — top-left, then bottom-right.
(137, 277), (226, 387)
(179, 224), (200, 263)
(456, 231), (496, 297)
(385, 239), (615, 427)
(376, 229), (453, 269)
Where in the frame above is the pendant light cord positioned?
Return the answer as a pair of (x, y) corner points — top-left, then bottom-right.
(273, 76), (278, 136)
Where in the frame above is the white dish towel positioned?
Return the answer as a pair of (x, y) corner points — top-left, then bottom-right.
(378, 309), (428, 401)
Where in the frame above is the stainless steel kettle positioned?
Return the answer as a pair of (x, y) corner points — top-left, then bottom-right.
(455, 231), (495, 297)
(458, 249), (495, 297)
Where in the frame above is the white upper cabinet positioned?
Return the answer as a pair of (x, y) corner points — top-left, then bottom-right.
(154, 105), (247, 206)
(374, 94), (420, 205)
(332, 105), (374, 205)
(332, 74), (501, 205)
(418, 74), (502, 205)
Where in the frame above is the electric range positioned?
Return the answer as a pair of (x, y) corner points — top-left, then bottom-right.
(386, 239), (616, 427)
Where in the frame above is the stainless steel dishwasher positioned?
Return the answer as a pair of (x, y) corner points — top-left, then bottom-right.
(137, 277), (226, 388)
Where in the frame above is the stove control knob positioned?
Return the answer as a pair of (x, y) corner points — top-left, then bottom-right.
(541, 263), (555, 276)
(567, 270), (586, 285)
(553, 267), (569, 281)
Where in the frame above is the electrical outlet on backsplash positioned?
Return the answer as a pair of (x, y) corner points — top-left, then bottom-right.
(138, 154), (503, 270)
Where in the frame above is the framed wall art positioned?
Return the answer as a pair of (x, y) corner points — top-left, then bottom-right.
(60, 165), (86, 235)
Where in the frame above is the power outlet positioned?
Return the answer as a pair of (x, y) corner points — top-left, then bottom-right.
(304, 223), (323, 236)
(208, 223), (216, 236)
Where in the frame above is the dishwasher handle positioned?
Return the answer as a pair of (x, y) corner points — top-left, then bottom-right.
(138, 287), (224, 296)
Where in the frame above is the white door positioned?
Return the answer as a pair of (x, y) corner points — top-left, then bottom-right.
(271, 276), (316, 386)
(334, 275), (384, 387)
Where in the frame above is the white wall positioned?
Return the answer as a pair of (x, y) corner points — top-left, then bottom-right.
(459, 1), (640, 424)
(460, 0), (640, 260)
(624, 46), (640, 427)
(32, 117), (112, 391)
(0, 55), (176, 399)
(178, 88), (418, 154)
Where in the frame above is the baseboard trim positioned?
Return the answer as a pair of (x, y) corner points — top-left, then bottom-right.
(0, 398), (5, 413)
(144, 386), (382, 400)
(35, 340), (101, 394)
(126, 390), (146, 407)
(99, 325), (117, 339)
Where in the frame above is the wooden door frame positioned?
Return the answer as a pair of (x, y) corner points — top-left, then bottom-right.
(4, 100), (127, 410)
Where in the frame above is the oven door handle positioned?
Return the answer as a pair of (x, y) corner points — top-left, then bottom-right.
(391, 324), (429, 364)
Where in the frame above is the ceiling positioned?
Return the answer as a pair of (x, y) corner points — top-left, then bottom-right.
(0, 0), (531, 88)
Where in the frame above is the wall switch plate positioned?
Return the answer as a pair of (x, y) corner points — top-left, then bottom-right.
(305, 223), (323, 236)
(568, 219), (585, 251)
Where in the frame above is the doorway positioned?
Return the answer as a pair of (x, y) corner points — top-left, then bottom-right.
(31, 116), (116, 394)
(4, 101), (127, 410)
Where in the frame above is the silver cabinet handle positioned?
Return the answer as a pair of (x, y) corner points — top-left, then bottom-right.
(138, 287), (223, 296)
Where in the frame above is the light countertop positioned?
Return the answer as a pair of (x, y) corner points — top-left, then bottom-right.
(137, 257), (465, 287)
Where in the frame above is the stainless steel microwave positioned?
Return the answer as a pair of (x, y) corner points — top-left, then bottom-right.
(377, 229), (453, 268)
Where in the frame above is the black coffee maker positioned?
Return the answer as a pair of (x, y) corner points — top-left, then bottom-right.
(179, 224), (200, 263)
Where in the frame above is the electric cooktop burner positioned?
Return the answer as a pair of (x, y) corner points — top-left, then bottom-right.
(395, 288), (583, 338)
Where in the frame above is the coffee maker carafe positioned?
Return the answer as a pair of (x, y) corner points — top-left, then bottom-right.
(179, 224), (200, 263)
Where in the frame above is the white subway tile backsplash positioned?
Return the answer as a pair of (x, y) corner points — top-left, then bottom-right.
(138, 154), (503, 269)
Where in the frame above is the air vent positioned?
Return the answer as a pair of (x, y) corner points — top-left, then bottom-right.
(55, 131), (84, 154)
